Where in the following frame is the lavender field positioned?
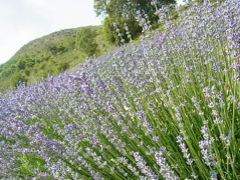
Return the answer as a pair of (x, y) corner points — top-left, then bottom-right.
(1, 0), (240, 179)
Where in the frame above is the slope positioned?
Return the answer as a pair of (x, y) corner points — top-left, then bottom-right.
(0, 25), (111, 91)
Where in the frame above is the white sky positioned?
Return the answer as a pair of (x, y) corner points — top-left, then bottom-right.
(0, 0), (102, 64)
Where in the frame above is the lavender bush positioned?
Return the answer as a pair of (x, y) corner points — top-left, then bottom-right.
(1, 0), (240, 179)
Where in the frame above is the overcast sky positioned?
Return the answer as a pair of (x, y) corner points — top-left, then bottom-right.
(0, 0), (102, 64)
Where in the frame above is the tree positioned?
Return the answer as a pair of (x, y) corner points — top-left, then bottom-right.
(94, 0), (175, 18)
(57, 62), (70, 73)
(17, 60), (26, 70)
(77, 27), (99, 57)
(11, 72), (28, 88)
(101, 16), (141, 45)
(94, 0), (176, 45)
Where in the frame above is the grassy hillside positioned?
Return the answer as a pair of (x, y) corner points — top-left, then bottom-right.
(0, 25), (113, 91)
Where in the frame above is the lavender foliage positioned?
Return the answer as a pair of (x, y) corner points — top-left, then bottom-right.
(1, 0), (240, 179)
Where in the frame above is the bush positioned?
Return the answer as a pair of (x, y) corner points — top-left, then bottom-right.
(57, 62), (70, 72)
(11, 72), (28, 88)
(77, 27), (99, 56)
(17, 60), (26, 70)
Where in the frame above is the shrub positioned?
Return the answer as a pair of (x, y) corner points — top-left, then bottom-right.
(77, 27), (99, 56)
(57, 62), (70, 72)
(10, 72), (28, 88)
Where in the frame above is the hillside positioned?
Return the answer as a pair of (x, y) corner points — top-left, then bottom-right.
(0, 25), (112, 91)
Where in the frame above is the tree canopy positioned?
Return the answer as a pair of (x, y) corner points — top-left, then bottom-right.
(94, 0), (176, 45)
(77, 27), (99, 57)
(94, 0), (175, 18)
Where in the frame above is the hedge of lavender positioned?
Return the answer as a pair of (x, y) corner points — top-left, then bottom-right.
(1, 0), (240, 179)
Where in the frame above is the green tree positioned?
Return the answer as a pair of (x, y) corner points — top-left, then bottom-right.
(100, 16), (141, 45)
(17, 60), (26, 70)
(94, 0), (176, 45)
(11, 72), (28, 88)
(77, 27), (99, 56)
(57, 62), (70, 73)
(95, 0), (176, 18)
(49, 44), (67, 55)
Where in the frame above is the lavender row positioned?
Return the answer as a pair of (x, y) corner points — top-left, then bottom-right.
(0, 0), (240, 179)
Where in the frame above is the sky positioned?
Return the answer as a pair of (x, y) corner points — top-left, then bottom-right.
(0, 0), (102, 64)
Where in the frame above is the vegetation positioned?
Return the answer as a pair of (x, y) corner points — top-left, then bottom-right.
(0, 0), (240, 179)
(94, 0), (176, 45)
(0, 0), (179, 91)
(0, 26), (110, 91)
(77, 27), (99, 57)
